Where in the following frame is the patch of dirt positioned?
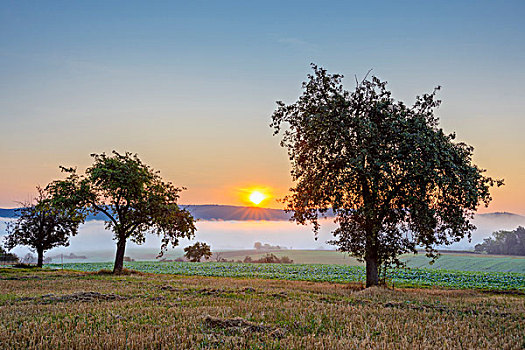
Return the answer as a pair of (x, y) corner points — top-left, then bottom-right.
(18, 291), (126, 303)
(195, 288), (227, 296)
(160, 285), (179, 292)
(203, 315), (286, 338)
(270, 292), (287, 299)
(90, 268), (146, 276)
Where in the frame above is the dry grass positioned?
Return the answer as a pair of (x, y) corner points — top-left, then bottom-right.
(1, 268), (523, 349)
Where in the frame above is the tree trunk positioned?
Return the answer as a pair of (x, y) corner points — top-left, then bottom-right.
(365, 255), (379, 287)
(113, 238), (127, 274)
(37, 248), (44, 268)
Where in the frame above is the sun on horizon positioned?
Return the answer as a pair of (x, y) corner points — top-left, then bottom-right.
(249, 191), (266, 206)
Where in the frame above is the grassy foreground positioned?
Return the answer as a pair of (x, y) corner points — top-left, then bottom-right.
(1, 268), (524, 349)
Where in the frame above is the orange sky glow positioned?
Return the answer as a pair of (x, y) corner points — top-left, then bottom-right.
(0, 132), (522, 215)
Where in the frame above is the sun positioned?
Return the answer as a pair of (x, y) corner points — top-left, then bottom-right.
(239, 186), (272, 207)
(249, 191), (266, 206)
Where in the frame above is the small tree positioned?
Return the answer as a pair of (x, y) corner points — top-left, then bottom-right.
(4, 187), (83, 267)
(47, 151), (197, 273)
(22, 253), (36, 264)
(271, 65), (502, 287)
(184, 242), (212, 262)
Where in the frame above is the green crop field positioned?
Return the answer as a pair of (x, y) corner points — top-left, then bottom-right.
(49, 261), (525, 291)
(221, 250), (525, 273)
(402, 253), (525, 273)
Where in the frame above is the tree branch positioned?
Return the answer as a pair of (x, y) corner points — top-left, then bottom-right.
(91, 202), (119, 228)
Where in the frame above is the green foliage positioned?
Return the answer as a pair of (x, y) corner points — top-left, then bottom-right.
(47, 151), (196, 272)
(271, 65), (502, 286)
(4, 187), (83, 267)
(475, 226), (525, 255)
(184, 242), (212, 262)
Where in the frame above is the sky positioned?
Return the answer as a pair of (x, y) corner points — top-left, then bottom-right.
(1, 1), (524, 213)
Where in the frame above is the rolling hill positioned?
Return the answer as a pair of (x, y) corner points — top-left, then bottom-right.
(2, 205), (523, 223)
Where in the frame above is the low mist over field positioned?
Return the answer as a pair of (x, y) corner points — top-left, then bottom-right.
(2, 205), (524, 262)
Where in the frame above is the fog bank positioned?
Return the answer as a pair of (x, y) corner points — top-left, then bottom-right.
(2, 213), (524, 262)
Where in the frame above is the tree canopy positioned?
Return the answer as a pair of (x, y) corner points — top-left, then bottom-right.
(47, 151), (196, 273)
(4, 187), (83, 267)
(271, 65), (502, 286)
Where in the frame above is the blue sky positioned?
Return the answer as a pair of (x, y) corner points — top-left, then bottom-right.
(1, 0), (524, 213)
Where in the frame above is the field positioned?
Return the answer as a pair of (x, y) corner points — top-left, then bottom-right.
(401, 253), (525, 273)
(219, 250), (363, 266)
(219, 250), (525, 273)
(49, 261), (525, 291)
(1, 268), (524, 349)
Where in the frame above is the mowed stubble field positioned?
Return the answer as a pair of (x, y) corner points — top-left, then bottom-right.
(1, 268), (524, 349)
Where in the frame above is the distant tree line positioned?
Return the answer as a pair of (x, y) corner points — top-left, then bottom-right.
(253, 242), (286, 250)
(243, 254), (293, 264)
(49, 253), (88, 260)
(0, 246), (18, 265)
(475, 227), (525, 256)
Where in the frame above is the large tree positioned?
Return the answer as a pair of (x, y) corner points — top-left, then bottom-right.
(271, 65), (502, 287)
(47, 151), (196, 273)
(4, 187), (83, 267)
